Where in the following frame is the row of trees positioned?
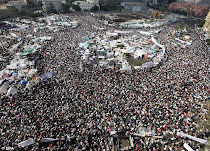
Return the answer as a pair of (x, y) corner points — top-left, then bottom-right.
(50, 0), (118, 14)
(45, 3), (99, 14)
(1, 0), (119, 20)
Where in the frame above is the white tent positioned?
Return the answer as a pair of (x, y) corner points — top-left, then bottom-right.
(10, 33), (18, 38)
(6, 58), (33, 70)
(6, 86), (18, 96)
(106, 32), (118, 37)
(10, 42), (22, 54)
(25, 81), (34, 90)
(17, 138), (35, 148)
(114, 30), (133, 34)
(134, 49), (145, 58)
(152, 37), (165, 53)
(121, 62), (131, 71)
(110, 130), (117, 135)
(139, 31), (152, 36)
(28, 69), (37, 76)
(0, 84), (9, 94)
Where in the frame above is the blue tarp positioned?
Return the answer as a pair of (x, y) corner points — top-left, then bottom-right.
(39, 72), (53, 81)
(21, 80), (27, 85)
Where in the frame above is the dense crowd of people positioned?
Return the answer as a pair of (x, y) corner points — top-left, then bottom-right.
(0, 12), (209, 150)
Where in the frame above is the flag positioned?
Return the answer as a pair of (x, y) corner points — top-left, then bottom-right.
(39, 72), (53, 81)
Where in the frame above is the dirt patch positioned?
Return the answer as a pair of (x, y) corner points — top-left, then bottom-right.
(126, 57), (150, 66)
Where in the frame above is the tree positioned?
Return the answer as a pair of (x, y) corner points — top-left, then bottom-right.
(101, 0), (117, 11)
(0, 0), (8, 4)
(197, 20), (206, 28)
(26, 0), (36, 7)
(62, 3), (69, 14)
(66, 0), (77, 6)
(46, 3), (57, 14)
(90, 5), (99, 12)
(37, 1), (43, 8)
(71, 4), (81, 11)
(28, 12), (43, 18)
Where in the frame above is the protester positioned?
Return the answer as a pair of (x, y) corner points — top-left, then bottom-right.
(0, 12), (209, 150)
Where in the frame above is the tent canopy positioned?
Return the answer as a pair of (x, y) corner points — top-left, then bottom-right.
(21, 48), (34, 56)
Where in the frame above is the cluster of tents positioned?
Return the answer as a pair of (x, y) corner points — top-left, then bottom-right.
(0, 21), (55, 96)
(120, 18), (180, 29)
(76, 29), (167, 70)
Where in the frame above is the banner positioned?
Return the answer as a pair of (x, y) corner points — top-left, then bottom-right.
(39, 72), (53, 81)
(41, 138), (58, 142)
(177, 132), (207, 144)
(184, 143), (194, 151)
(17, 138), (35, 148)
(6, 86), (17, 96)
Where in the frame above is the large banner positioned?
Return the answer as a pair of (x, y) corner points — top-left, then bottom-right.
(177, 132), (207, 144)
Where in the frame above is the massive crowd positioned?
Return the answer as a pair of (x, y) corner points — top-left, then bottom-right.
(0, 12), (209, 150)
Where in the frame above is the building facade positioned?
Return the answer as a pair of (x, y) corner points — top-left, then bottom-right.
(73, 0), (100, 11)
(1, 0), (27, 11)
(121, 2), (147, 12)
(169, 2), (210, 16)
(42, 0), (65, 13)
(203, 10), (210, 33)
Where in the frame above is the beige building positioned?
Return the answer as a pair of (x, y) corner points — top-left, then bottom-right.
(0, 0), (27, 11)
(203, 11), (210, 33)
(42, 0), (64, 13)
(73, 0), (100, 11)
(0, 4), (8, 10)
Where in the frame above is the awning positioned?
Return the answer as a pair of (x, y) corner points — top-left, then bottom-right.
(21, 48), (34, 56)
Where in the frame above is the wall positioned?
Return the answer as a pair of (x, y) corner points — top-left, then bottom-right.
(203, 11), (210, 33)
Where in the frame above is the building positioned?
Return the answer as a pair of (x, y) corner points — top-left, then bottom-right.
(1, 0), (27, 11)
(73, 0), (100, 11)
(42, 0), (66, 13)
(153, 0), (176, 4)
(203, 11), (210, 33)
(177, 0), (210, 5)
(0, 4), (8, 10)
(169, 2), (210, 16)
(121, 2), (147, 12)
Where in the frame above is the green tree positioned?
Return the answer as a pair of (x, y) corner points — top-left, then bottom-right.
(66, 0), (77, 5)
(46, 3), (57, 14)
(101, 0), (117, 11)
(37, 1), (43, 8)
(28, 12), (43, 18)
(62, 3), (69, 14)
(90, 5), (99, 12)
(197, 20), (206, 28)
(207, 39), (210, 46)
(0, 0), (8, 4)
(26, 0), (36, 7)
(71, 4), (81, 11)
